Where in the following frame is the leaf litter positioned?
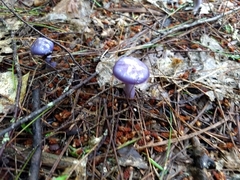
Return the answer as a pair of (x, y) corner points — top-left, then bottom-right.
(0, 0), (239, 179)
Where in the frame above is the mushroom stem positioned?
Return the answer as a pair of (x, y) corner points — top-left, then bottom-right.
(193, 0), (202, 14)
(124, 84), (135, 99)
(45, 56), (57, 68)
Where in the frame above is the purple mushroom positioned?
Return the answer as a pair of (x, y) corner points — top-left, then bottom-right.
(30, 37), (54, 56)
(30, 37), (56, 68)
(113, 56), (149, 99)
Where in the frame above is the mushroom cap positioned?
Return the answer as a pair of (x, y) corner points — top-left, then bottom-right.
(30, 37), (54, 56)
(113, 56), (149, 84)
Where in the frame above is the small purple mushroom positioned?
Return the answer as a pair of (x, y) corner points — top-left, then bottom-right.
(30, 37), (54, 56)
(113, 56), (149, 99)
(30, 37), (56, 68)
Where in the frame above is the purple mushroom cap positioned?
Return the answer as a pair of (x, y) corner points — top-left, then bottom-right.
(30, 37), (54, 56)
(113, 56), (149, 98)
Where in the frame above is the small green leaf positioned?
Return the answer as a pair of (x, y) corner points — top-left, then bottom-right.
(52, 175), (68, 180)
(224, 24), (233, 34)
(21, 123), (33, 134)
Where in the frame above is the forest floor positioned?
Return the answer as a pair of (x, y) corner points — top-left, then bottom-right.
(0, 0), (240, 179)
